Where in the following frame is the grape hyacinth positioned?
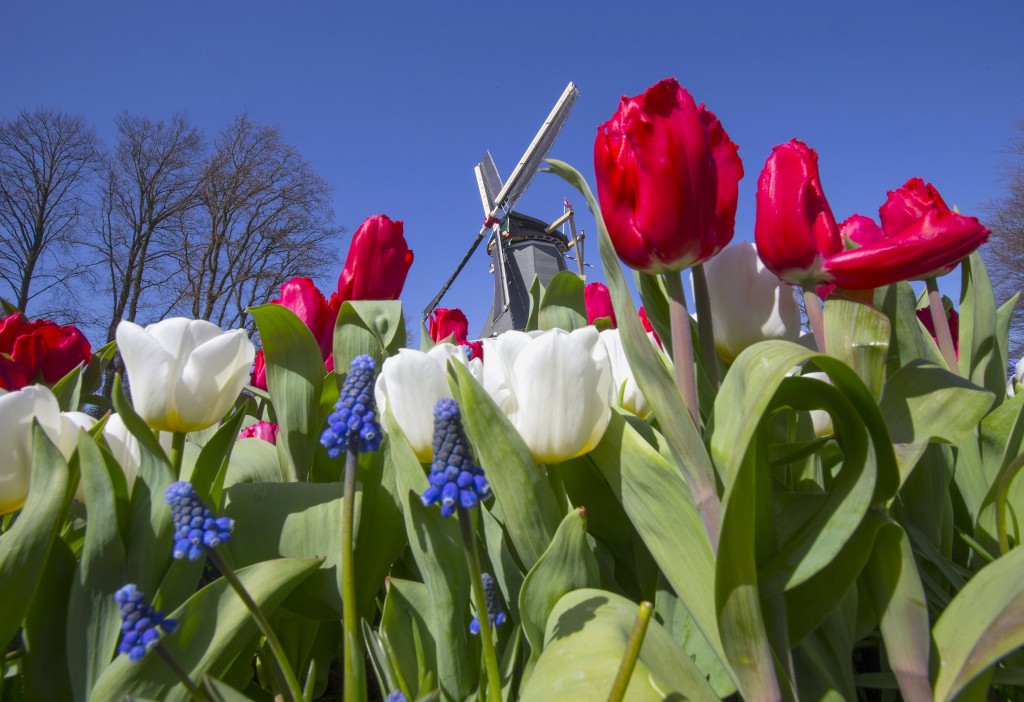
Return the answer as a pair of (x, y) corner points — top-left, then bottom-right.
(165, 481), (234, 561)
(469, 572), (506, 635)
(115, 584), (177, 662)
(384, 691), (409, 702)
(320, 354), (382, 457)
(421, 398), (491, 517)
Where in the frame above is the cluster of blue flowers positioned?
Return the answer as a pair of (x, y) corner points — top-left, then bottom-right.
(115, 584), (177, 662)
(165, 481), (234, 561)
(469, 572), (506, 635)
(384, 691), (408, 702)
(421, 398), (491, 517)
(320, 354), (382, 457)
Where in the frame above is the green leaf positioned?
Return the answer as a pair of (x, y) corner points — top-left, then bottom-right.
(381, 578), (437, 700)
(519, 589), (719, 702)
(932, 539), (1024, 699)
(190, 398), (255, 508)
(22, 537), (76, 702)
(823, 298), (891, 401)
(518, 507), (598, 659)
(81, 339), (118, 399)
(51, 363), (84, 411)
(333, 300), (406, 374)
(449, 360), (560, 570)
(525, 276), (543, 332)
(0, 422), (72, 651)
(958, 253), (1007, 402)
(90, 557), (321, 702)
(224, 437), (286, 487)
(875, 282), (942, 375)
(537, 270), (587, 331)
(633, 271), (672, 356)
(203, 675), (256, 702)
(250, 303), (325, 482)
(480, 506), (526, 624)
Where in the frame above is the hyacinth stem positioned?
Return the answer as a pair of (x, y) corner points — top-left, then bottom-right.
(691, 264), (720, 390)
(168, 431), (186, 478)
(926, 277), (960, 376)
(457, 505), (503, 702)
(341, 448), (365, 702)
(155, 642), (208, 701)
(995, 451), (1024, 555)
(801, 288), (826, 354)
(664, 271), (700, 427)
(605, 601), (654, 702)
(205, 548), (304, 702)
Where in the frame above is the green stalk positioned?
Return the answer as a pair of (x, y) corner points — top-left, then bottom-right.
(605, 601), (653, 702)
(925, 277), (960, 376)
(802, 287), (826, 354)
(169, 431), (186, 478)
(205, 549), (304, 702)
(155, 641), (208, 702)
(663, 271), (699, 426)
(691, 263), (720, 390)
(341, 448), (366, 702)
(457, 505), (503, 702)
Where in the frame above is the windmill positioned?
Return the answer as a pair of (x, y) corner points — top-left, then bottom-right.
(422, 81), (584, 337)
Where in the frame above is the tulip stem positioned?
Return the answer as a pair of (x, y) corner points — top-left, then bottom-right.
(155, 641), (208, 702)
(605, 601), (653, 702)
(926, 277), (960, 376)
(457, 505), (503, 702)
(664, 271), (700, 427)
(691, 264), (720, 390)
(206, 548), (305, 702)
(341, 448), (366, 702)
(802, 288), (827, 354)
(169, 431), (186, 478)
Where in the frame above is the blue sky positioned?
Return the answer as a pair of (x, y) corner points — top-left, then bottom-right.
(3, 0), (1022, 339)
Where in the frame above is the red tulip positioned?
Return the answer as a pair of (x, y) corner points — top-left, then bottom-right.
(459, 339), (484, 361)
(0, 313), (91, 390)
(594, 78), (741, 273)
(428, 307), (469, 343)
(584, 283), (616, 327)
(250, 349), (267, 390)
(754, 140), (842, 286)
(917, 304), (959, 358)
(336, 214), (414, 301)
(238, 420), (279, 444)
(272, 277), (334, 358)
(638, 306), (662, 348)
(879, 178), (949, 237)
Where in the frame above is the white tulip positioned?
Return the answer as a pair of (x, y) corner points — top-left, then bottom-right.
(375, 344), (483, 462)
(482, 328), (613, 464)
(116, 318), (255, 433)
(102, 414), (141, 493)
(598, 329), (661, 417)
(804, 372), (834, 437)
(1009, 358), (1024, 398)
(696, 241), (801, 363)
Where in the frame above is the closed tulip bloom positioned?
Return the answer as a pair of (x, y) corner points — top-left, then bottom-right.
(374, 344), (482, 462)
(698, 242), (801, 363)
(700, 105), (744, 255)
(585, 282), (616, 326)
(238, 420), (280, 444)
(272, 277), (335, 358)
(595, 78), (740, 273)
(116, 318), (255, 433)
(429, 307), (469, 343)
(250, 349), (267, 391)
(598, 329), (659, 416)
(916, 304), (959, 359)
(0, 313), (92, 389)
(482, 328), (612, 464)
(337, 214), (414, 302)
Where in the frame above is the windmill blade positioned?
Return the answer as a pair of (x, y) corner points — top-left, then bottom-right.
(489, 81), (579, 215)
(475, 151), (503, 215)
(422, 223), (491, 320)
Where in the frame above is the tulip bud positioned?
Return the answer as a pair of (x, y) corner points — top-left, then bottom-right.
(0, 313), (92, 390)
(116, 318), (255, 433)
(594, 78), (741, 273)
(272, 277), (335, 358)
(584, 283), (616, 327)
(250, 349), (267, 391)
(916, 302), (959, 359)
(428, 307), (469, 344)
(239, 420), (280, 444)
(337, 214), (414, 302)
(697, 242), (801, 363)
(754, 140), (842, 286)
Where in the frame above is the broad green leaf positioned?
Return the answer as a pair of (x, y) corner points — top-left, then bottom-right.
(480, 505), (525, 623)
(875, 282), (941, 374)
(823, 298), (890, 401)
(351, 447), (407, 617)
(878, 360), (994, 487)
(224, 437), (286, 486)
(518, 507), (598, 659)
(22, 537), (75, 702)
(381, 578), (437, 701)
(250, 303), (325, 482)
(333, 299), (406, 373)
(520, 589), (719, 702)
(0, 423), (72, 652)
(189, 398), (255, 508)
(203, 676), (256, 702)
(996, 293), (1019, 386)
(792, 587), (858, 702)
(81, 339), (118, 399)
(364, 619), (401, 699)
(90, 557), (321, 702)
(51, 363), (84, 411)
(958, 254), (1006, 402)
(537, 270), (587, 331)
(450, 361), (560, 570)
(634, 271), (672, 356)
(525, 275), (543, 332)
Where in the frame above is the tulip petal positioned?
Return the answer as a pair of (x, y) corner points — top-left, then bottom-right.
(116, 321), (174, 429)
(375, 347), (453, 461)
(178, 330), (255, 431)
(0, 386), (63, 514)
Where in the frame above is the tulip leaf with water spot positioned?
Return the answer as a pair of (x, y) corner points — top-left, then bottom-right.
(386, 408), (476, 701)
(0, 423), (71, 653)
(537, 270), (587, 331)
(89, 557), (321, 702)
(250, 303), (324, 482)
(66, 431), (128, 702)
(931, 539), (1024, 701)
(878, 359), (994, 488)
(333, 299), (406, 373)
(823, 298), (891, 401)
(519, 589), (719, 702)
(518, 506), (598, 660)
(449, 360), (561, 570)
(546, 158), (721, 549)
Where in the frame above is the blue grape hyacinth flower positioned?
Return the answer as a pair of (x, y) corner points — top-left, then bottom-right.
(469, 572), (506, 635)
(421, 398), (491, 517)
(384, 691), (408, 702)
(165, 481), (234, 561)
(321, 354), (382, 457)
(115, 584), (178, 662)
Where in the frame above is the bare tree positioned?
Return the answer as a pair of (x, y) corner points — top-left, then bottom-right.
(171, 114), (340, 331)
(982, 120), (1024, 359)
(0, 108), (100, 318)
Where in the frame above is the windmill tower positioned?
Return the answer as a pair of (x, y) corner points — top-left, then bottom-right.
(423, 81), (582, 337)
